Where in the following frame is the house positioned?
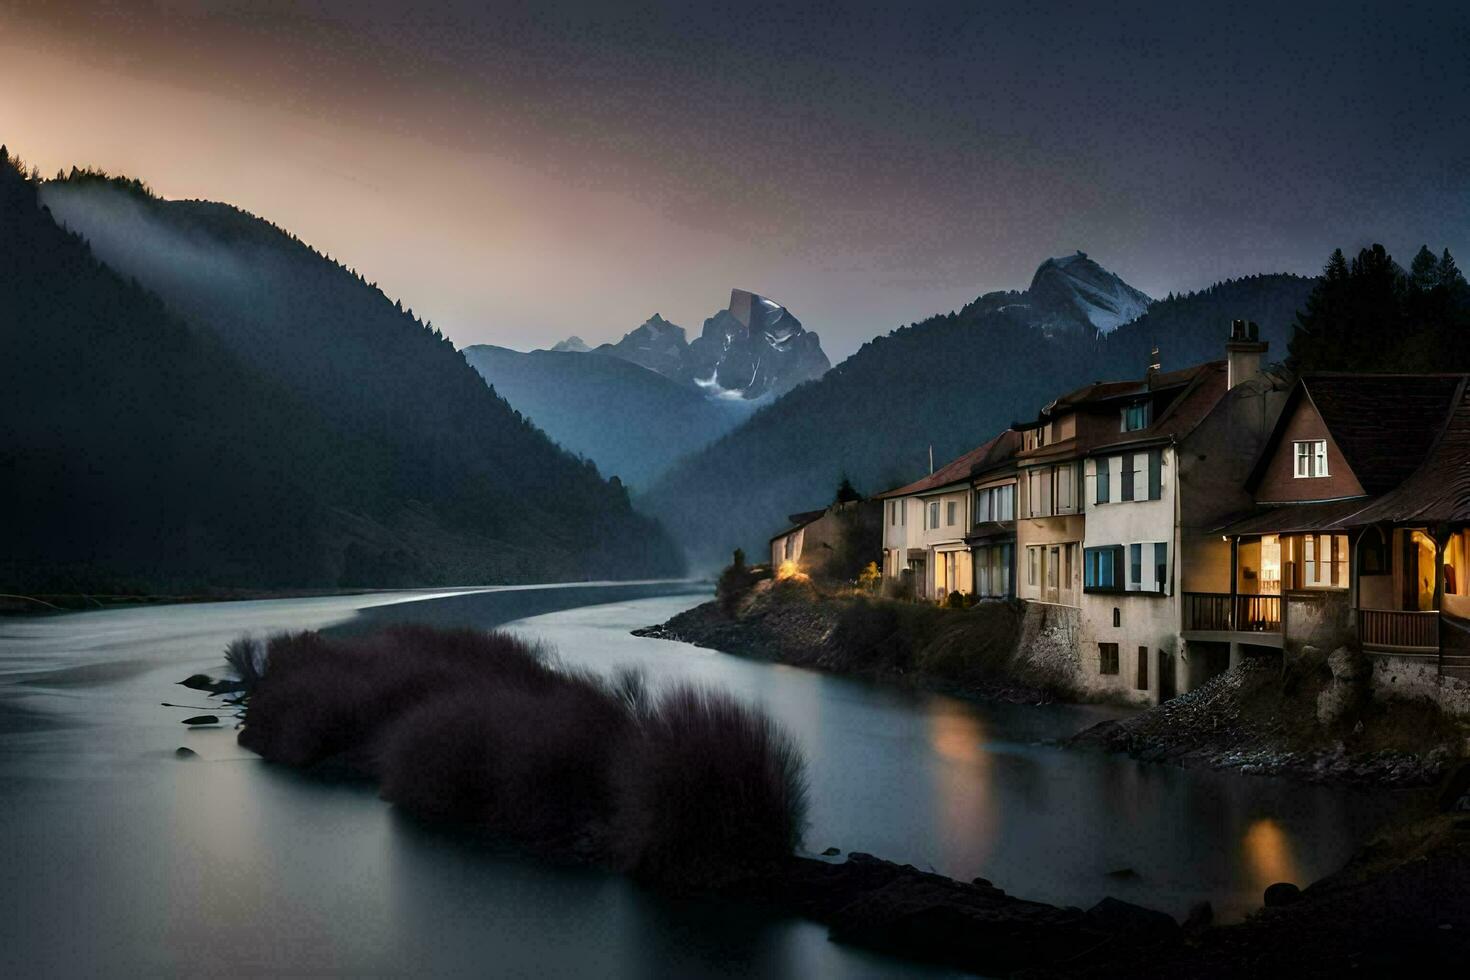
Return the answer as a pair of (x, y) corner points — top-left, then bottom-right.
(878, 432), (1015, 599)
(1196, 372), (1470, 704)
(768, 498), (882, 583)
(1078, 323), (1293, 703)
(966, 431), (1022, 599)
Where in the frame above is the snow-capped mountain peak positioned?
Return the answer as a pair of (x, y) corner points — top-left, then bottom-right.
(1027, 250), (1152, 334)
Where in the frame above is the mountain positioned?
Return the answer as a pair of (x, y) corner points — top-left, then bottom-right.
(1025, 251), (1154, 334)
(641, 260), (1315, 570)
(591, 291), (830, 400)
(462, 344), (751, 489)
(15, 162), (683, 590)
(549, 335), (591, 352)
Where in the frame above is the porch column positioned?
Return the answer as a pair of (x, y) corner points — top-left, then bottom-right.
(1434, 524), (1450, 657)
(1228, 641), (1243, 669)
(1229, 536), (1239, 631)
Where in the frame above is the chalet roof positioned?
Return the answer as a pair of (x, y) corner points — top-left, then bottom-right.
(1247, 374), (1466, 495)
(1216, 497), (1374, 537)
(876, 430), (1019, 499)
(1342, 378), (1470, 525)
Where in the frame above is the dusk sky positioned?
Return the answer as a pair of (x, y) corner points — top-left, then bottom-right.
(4, 1), (1466, 361)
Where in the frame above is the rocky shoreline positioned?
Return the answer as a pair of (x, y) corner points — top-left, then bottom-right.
(640, 587), (1467, 788)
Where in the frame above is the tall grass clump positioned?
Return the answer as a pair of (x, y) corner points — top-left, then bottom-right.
(223, 635), (268, 692)
(613, 685), (808, 885)
(232, 625), (807, 881)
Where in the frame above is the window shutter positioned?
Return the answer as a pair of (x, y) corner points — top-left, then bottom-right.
(1129, 543), (1142, 590)
(1097, 459), (1110, 503)
(1148, 449), (1162, 500)
(1121, 454), (1134, 501)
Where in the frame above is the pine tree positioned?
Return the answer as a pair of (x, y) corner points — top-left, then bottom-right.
(1410, 245), (1439, 290)
(1438, 248), (1464, 287)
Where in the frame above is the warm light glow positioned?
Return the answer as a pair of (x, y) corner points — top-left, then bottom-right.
(775, 560), (806, 581)
(1242, 818), (1298, 888)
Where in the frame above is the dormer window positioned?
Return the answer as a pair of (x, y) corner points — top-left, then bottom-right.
(1293, 439), (1329, 478)
(1121, 401), (1151, 432)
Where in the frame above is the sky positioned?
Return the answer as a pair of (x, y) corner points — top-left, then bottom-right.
(2, 1), (1467, 362)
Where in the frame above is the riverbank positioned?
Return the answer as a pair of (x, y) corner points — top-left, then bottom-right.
(639, 584), (1468, 787)
(1069, 651), (1464, 787)
(634, 578), (1080, 703)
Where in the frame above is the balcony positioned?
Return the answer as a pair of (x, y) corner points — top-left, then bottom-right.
(1358, 609), (1439, 655)
(1183, 592), (1282, 634)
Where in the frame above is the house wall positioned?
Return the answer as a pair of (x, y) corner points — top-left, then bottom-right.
(1016, 514), (1084, 603)
(1256, 395), (1365, 503)
(770, 528), (804, 568)
(1079, 446), (1182, 704)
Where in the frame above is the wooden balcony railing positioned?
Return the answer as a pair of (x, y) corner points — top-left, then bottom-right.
(1358, 609), (1439, 653)
(1183, 593), (1282, 633)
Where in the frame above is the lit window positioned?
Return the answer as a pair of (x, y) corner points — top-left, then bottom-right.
(1294, 440), (1329, 478)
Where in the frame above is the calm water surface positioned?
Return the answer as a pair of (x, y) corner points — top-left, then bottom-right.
(0, 584), (1403, 977)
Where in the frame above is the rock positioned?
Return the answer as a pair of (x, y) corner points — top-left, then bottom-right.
(182, 715), (220, 726)
(971, 876), (993, 888)
(179, 674), (217, 691)
(175, 747), (198, 759)
(1327, 646), (1369, 682)
(1183, 900), (1213, 933)
(1263, 882), (1301, 907)
(1083, 897), (1180, 944)
(821, 847), (841, 856)
(1105, 867), (1140, 880)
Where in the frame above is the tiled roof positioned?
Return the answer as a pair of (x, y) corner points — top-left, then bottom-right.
(1343, 378), (1470, 524)
(1294, 374), (1465, 495)
(1216, 497), (1374, 536)
(1087, 361), (1228, 454)
(876, 430), (1019, 498)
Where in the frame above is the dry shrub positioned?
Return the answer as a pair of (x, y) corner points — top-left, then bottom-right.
(613, 684), (808, 885)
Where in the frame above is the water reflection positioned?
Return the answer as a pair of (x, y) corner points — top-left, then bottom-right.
(1242, 818), (1299, 890)
(0, 586), (1408, 977)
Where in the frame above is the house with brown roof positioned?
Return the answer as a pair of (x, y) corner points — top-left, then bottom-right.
(1196, 372), (1470, 699)
(1077, 323), (1292, 702)
(877, 431), (1018, 600)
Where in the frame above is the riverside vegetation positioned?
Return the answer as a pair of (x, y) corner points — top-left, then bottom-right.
(210, 623), (1247, 976)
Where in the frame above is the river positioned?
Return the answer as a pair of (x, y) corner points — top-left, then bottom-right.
(0, 582), (1402, 977)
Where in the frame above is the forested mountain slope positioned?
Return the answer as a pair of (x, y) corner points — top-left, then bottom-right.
(642, 272), (1315, 570)
(2, 159), (681, 590)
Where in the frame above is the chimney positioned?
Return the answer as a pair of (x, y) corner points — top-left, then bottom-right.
(1226, 319), (1268, 389)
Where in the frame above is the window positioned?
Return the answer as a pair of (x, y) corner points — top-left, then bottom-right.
(1028, 547), (1039, 586)
(889, 500), (898, 525)
(1113, 607), (1121, 627)
(1084, 546), (1123, 591)
(974, 485), (1016, 523)
(1122, 401), (1152, 431)
(1136, 647), (1149, 690)
(946, 501), (957, 526)
(1303, 533), (1348, 588)
(1094, 458), (1111, 504)
(1154, 542), (1169, 593)
(1025, 468), (1049, 517)
(1129, 543), (1143, 590)
(1120, 454), (1135, 500)
(1294, 439), (1329, 479)
(1116, 451), (1161, 502)
(1055, 463), (1075, 513)
(1047, 547), (1059, 588)
(1099, 643), (1119, 674)
(928, 501), (940, 529)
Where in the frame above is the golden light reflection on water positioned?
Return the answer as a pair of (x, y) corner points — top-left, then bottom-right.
(1242, 818), (1299, 888)
(927, 707), (997, 868)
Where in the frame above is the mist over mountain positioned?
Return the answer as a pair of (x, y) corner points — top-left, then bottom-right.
(642, 257), (1314, 570)
(462, 344), (751, 489)
(17, 164), (683, 589)
(590, 290), (830, 400)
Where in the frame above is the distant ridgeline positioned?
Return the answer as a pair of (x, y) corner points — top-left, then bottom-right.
(0, 151), (683, 592)
(643, 254), (1319, 570)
